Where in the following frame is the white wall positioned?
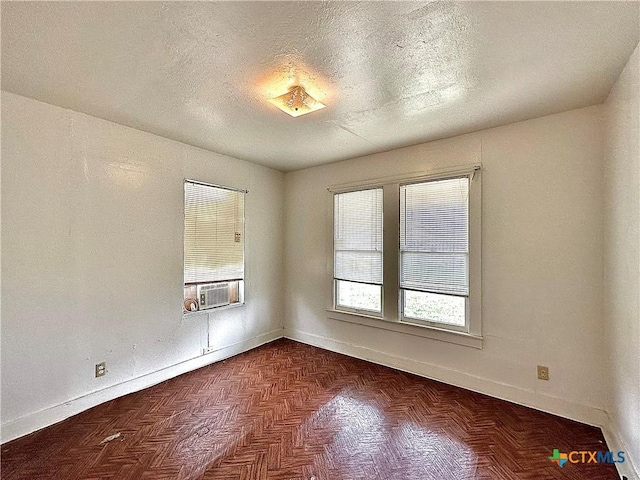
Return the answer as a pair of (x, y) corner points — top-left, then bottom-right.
(284, 105), (607, 426)
(1, 91), (284, 441)
(604, 43), (640, 476)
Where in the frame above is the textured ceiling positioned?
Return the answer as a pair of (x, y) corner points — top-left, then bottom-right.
(2, 1), (639, 172)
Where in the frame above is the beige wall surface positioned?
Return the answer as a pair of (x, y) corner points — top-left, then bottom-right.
(604, 43), (640, 475)
(1, 91), (285, 440)
(284, 105), (606, 425)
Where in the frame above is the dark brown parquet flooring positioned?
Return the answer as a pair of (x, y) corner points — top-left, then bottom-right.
(1, 339), (618, 480)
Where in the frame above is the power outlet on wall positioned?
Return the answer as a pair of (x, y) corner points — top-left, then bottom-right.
(537, 365), (549, 381)
(95, 362), (106, 378)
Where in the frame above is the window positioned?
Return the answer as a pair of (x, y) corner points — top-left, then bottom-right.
(400, 177), (469, 330)
(183, 180), (245, 312)
(329, 167), (481, 343)
(333, 188), (383, 314)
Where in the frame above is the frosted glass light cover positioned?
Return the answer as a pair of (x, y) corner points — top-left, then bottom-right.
(268, 85), (326, 117)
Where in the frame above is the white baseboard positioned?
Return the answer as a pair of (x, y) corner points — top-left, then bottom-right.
(284, 328), (608, 428)
(1, 328), (283, 444)
(602, 418), (639, 480)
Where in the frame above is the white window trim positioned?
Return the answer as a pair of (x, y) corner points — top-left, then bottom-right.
(183, 179), (247, 313)
(326, 164), (482, 349)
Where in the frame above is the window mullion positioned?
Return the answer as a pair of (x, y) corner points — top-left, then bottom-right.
(382, 183), (400, 321)
(468, 171), (482, 337)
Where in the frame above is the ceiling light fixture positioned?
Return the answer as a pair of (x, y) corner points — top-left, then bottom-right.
(268, 85), (326, 117)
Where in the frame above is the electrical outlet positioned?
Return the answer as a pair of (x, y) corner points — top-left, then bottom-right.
(95, 362), (106, 377)
(537, 365), (549, 381)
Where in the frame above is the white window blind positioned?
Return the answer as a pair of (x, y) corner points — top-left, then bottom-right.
(184, 181), (244, 284)
(334, 188), (383, 285)
(400, 177), (469, 296)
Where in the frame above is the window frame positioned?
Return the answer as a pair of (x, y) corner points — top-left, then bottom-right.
(400, 290), (469, 333)
(334, 280), (384, 317)
(183, 179), (247, 313)
(332, 186), (385, 317)
(398, 175), (471, 332)
(327, 165), (482, 348)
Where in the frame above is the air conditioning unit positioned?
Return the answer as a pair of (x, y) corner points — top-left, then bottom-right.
(197, 282), (230, 310)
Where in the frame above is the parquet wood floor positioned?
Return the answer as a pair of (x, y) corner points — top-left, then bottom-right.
(1, 339), (618, 479)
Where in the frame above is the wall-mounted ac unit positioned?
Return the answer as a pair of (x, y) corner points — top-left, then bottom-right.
(197, 282), (230, 310)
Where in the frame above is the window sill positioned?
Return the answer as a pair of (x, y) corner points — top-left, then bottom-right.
(183, 302), (245, 319)
(182, 310), (208, 320)
(326, 309), (483, 349)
